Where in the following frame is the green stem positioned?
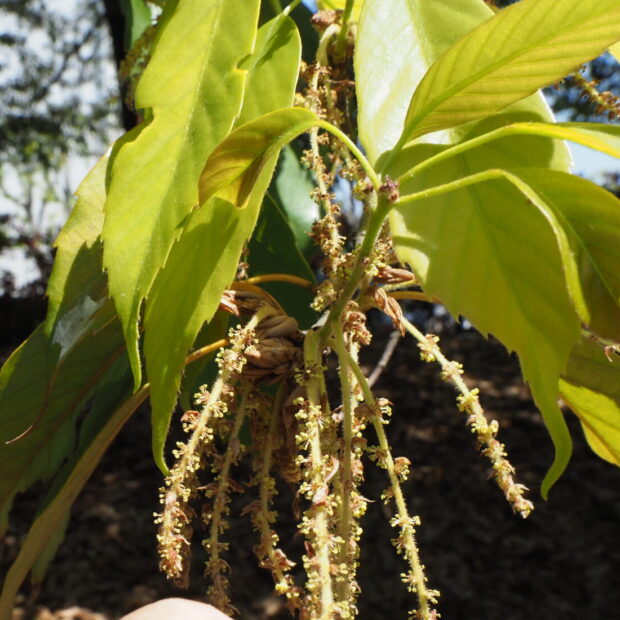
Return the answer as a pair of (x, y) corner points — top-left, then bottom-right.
(394, 168), (511, 208)
(339, 345), (436, 620)
(332, 328), (356, 604)
(303, 329), (334, 618)
(316, 119), (381, 191)
(336, 0), (356, 50)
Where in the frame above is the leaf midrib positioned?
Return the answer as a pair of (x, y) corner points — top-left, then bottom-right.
(406, 4), (618, 135)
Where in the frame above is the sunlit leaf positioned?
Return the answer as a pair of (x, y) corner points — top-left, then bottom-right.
(356, 0), (492, 165)
(198, 107), (318, 208)
(144, 16), (302, 473)
(102, 0), (260, 386)
(391, 166), (582, 495)
(560, 339), (620, 466)
(514, 169), (620, 342)
(45, 154), (109, 335)
(402, 0), (620, 143)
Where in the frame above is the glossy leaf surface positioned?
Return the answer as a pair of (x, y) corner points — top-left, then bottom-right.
(102, 0), (260, 385)
(560, 339), (620, 466)
(402, 0), (620, 143)
(144, 16), (302, 472)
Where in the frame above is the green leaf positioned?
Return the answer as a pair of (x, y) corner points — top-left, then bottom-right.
(120, 0), (151, 47)
(0, 379), (147, 619)
(560, 339), (620, 466)
(198, 107), (318, 208)
(610, 42), (620, 64)
(513, 169), (620, 342)
(356, 0), (493, 165)
(144, 17), (303, 473)
(355, 0), (571, 176)
(273, 145), (319, 258)
(0, 305), (126, 530)
(45, 155), (109, 334)
(102, 0), (260, 387)
(402, 0), (620, 143)
(248, 193), (316, 327)
(237, 15), (302, 127)
(391, 167), (582, 495)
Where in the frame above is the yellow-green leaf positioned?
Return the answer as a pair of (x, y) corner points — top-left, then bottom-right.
(198, 107), (318, 208)
(402, 0), (620, 143)
(392, 167), (583, 495)
(560, 339), (620, 466)
(145, 17), (303, 473)
(102, 0), (260, 387)
(355, 0), (493, 165)
(514, 169), (620, 343)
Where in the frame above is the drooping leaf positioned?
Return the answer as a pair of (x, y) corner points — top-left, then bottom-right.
(560, 339), (620, 466)
(513, 169), (620, 342)
(0, 378), (148, 619)
(401, 0), (620, 143)
(0, 304), (126, 530)
(102, 0), (260, 386)
(45, 154), (109, 335)
(248, 193), (316, 327)
(198, 107), (319, 208)
(391, 166), (582, 495)
(144, 16), (302, 473)
(273, 145), (320, 258)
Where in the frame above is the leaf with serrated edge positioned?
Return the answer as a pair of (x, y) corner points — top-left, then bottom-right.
(45, 154), (108, 335)
(402, 0), (620, 143)
(391, 165), (582, 495)
(560, 339), (620, 466)
(102, 0), (260, 387)
(0, 308), (125, 530)
(198, 107), (318, 208)
(144, 16), (302, 473)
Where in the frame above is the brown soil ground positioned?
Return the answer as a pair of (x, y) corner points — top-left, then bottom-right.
(3, 324), (620, 620)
